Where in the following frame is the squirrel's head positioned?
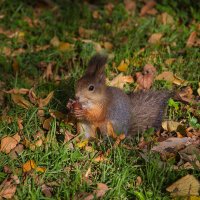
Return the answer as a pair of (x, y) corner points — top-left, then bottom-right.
(75, 54), (108, 109)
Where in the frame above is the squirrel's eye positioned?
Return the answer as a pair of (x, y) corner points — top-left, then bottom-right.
(88, 85), (95, 91)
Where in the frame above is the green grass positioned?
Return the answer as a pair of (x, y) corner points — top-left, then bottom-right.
(0, 0), (200, 199)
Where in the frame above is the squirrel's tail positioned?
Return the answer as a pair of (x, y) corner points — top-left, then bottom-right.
(128, 90), (173, 134)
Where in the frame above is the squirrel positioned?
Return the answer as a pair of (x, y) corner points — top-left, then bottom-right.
(67, 54), (172, 138)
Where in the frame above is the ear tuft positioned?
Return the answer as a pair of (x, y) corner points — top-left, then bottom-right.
(85, 54), (108, 76)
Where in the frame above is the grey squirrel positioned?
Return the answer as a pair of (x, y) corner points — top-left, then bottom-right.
(68, 54), (172, 138)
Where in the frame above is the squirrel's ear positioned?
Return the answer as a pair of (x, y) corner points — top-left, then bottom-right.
(85, 54), (107, 79)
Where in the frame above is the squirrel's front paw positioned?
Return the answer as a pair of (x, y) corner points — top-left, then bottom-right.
(73, 108), (87, 120)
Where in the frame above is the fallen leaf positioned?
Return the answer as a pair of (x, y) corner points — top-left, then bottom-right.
(38, 91), (54, 108)
(107, 73), (133, 89)
(17, 118), (23, 130)
(135, 176), (142, 187)
(11, 94), (33, 109)
(166, 174), (200, 197)
(151, 137), (192, 154)
(4, 88), (29, 95)
(43, 117), (53, 130)
(104, 3), (114, 14)
(117, 59), (129, 72)
(76, 140), (88, 148)
(186, 31), (197, 47)
(124, 0), (136, 13)
(23, 160), (36, 172)
(140, 0), (157, 16)
(64, 130), (75, 143)
(92, 10), (101, 19)
(50, 36), (60, 47)
(103, 42), (113, 51)
(9, 144), (24, 159)
(0, 133), (21, 154)
(93, 154), (108, 162)
(148, 33), (163, 44)
(176, 86), (196, 104)
(58, 42), (73, 51)
(36, 167), (46, 173)
(41, 184), (53, 197)
(156, 71), (186, 85)
(94, 183), (109, 198)
(49, 109), (66, 120)
(79, 27), (95, 38)
(0, 177), (17, 199)
(84, 183), (109, 200)
(165, 58), (176, 66)
(43, 63), (53, 80)
(135, 64), (156, 90)
(28, 88), (38, 104)
(159, 12), (174, 25)
(162, 120), (181, 132)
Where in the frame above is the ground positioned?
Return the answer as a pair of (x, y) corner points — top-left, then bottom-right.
(0, 0), (200, 199)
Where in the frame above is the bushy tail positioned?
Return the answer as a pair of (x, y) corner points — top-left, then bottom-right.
(128, 90), (173, 134)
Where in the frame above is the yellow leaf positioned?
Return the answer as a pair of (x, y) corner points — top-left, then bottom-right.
(50, 36), (60, 47)
(11, 94), (32, 109)
(166, 174), (200, 197)
(58, 42), (73, 51)
(197, 82), (200, 96)
(36, 167), (46, 173)
(162, 120), (181, 132)
(117, 60), (129, 72)
(76, 140), (88, 148)
(23, 160), (36, 172)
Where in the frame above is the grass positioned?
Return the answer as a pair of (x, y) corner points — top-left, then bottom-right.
(0, 0), (200, 199)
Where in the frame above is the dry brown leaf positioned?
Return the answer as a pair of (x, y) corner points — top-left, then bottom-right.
(0, 133), (21, 154)
(151, 137), (191, 154)
(4, 88), (29, 95)
(165, 58), (176, 66)
(124, 0), (136, 13)
(43, 63), (53, 80)
(104, 3), (114, 14)
(156, 71), (186, 85)
(43, 117), (53, 130)
(162, 120), (181, 132)
(41, 184), (53, 197)
(9, 144), (24, 159)
(92, 10), (101, 19)
(148, 33), (163, 44)
(176, 86), (196, 104)
(38, 91), (54, 108)
(140, 0), (156, 16)
(93, 154), (108, 162)
(28, 88), (38, 104)
(11, 94), (33, 109)
(50, 36), (60, 47)
(136, 176), (142, 187)
(12, 59), (19, 74)
(79, 27), (95, 38)
(107, 73), (133, 89)
(22, 160), (36, 172)
(186, 31), (197, 47)
(0, 177), (17, 199)
(103, 42), (113, 51)
(159, 12), (174, 25)
(17, 118), (23, 130)
(64, 130), (75, 143)
(166, 175), (200, 197)
(84, 183), (109, 200)
(135, 64), (156, 90)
